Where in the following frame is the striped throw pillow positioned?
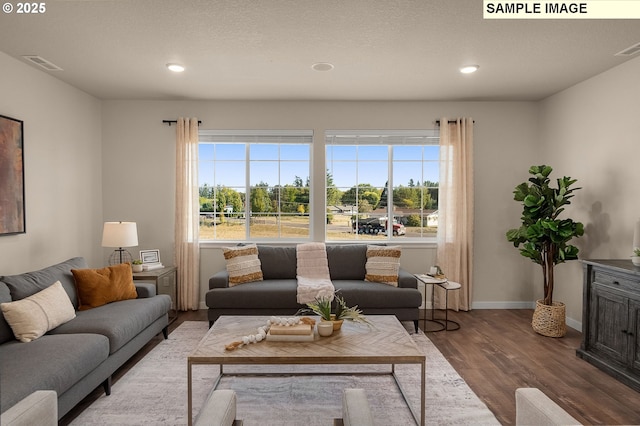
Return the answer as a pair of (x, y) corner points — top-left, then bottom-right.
(223, 244), (264, 286)
(364, 245), (401, 286)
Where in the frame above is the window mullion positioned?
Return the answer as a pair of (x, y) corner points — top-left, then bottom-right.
(388, 144), (393, 240)
(245, 143), (251, 240)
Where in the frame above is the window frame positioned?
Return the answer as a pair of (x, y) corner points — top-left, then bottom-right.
(198, 130), (313, 242)
(325, 129), (440, 243)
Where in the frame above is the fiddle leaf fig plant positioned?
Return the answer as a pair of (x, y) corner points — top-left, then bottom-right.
(506, 165), (584, 306)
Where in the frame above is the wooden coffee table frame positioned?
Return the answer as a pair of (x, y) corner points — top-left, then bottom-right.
(188, 315), (426, 426)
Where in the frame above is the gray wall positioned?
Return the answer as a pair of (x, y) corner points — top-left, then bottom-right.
(538, 55), (640, 323)
(0, 52), (103, 272)
(100, 100), (539, 312)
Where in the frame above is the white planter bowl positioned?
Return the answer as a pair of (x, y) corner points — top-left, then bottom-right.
(632, 256), (640, 266)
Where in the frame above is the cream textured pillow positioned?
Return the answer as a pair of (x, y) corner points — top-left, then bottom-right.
(365, 245), (401, 287)
(0, 281), (76, 342)
(223, 244), (263, 286)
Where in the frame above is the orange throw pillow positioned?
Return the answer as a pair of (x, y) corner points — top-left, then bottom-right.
(72, 263), (137, 310)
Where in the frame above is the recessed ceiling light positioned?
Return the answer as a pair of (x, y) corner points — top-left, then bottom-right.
(311, 62), (334, 72)
(460, 65), (479, 74)
(166, 63), (185, 73)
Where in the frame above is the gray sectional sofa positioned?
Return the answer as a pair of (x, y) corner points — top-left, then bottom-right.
(206, 244), (422, 330)
(0, 257), (171, 420)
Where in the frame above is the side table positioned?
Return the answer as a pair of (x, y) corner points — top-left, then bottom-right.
(436, 281), (461, 331)
(414, 274), (461, 332)
(414, 274), (446, 332)
(133, 266), (178, 323)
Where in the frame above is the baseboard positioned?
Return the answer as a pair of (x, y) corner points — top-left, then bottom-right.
(471, 301), (535, 309)
(471, 301), (582, 331)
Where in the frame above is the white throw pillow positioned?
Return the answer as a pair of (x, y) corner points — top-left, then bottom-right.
(364, 245), (401, 286)
(0, 281), (76, 342)
(222, 244), (264, 286)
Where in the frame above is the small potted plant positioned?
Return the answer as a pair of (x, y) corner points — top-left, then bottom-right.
(298, 292), (370, 330)
(131, 259), (144, 272)
(632, 248), (640, 266)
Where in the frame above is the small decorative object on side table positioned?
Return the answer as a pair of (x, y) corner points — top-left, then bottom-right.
(131, 260), (144, 272)
(631, 248), (640, 266)
(132, 265), (177, 323)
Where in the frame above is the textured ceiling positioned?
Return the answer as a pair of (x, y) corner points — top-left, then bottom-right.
(0, 0), (639, 101)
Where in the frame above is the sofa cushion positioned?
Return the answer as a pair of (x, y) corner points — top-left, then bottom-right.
(1, 281), (76, 343)
(223, 244), (264, 285)
(364, 245), (401, 286)
(0, 333), (109, 412)
(207, 279), (299, 310)
(257, 246), (297, 279)
(1, 257), (86, 308)
(71, 263), (138, 310)
(0, 282), (14, 344)
(48, 295), (171, 354)
(327, 244), (368, 280)
(206, 279), (422, 311)
(335, 281), (422, 309)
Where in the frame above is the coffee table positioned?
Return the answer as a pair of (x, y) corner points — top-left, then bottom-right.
(188, 315), (426, 425)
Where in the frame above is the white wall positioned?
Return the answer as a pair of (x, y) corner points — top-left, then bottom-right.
(538, 55), (640, 324)
(0, 52), (103, 273)
(101, 100), (539, 310)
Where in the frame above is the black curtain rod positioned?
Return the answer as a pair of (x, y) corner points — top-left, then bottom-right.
(162, 120), (202, 126)
(435, 119), (475, 125)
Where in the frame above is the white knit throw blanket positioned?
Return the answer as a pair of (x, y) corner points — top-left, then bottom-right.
(296, 242), (335, 304)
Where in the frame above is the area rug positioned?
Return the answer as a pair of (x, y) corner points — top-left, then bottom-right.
(70, 321), (499, 425)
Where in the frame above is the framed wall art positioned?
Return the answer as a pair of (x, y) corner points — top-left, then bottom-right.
(0, 114), (25, 236)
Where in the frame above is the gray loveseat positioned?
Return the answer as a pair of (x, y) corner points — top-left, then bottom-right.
(0, 257), (171, 420)
(206, 244), (422, 331)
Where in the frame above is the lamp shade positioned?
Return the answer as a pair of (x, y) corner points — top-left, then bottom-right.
(101, 222), (138, 248)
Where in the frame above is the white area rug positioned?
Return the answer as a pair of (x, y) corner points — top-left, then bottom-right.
(70, 321), (499, 425)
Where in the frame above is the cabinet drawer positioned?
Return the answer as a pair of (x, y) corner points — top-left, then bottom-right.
(593, 271), (640, 292)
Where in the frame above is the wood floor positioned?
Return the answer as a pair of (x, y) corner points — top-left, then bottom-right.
(61, 309), (640, 425)
(428, 309), (640, 425)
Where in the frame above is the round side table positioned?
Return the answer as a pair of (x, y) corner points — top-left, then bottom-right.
(436, 281), (461, 331)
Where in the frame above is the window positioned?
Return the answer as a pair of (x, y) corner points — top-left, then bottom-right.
(199, 130), (312, 241)
(325, 130), (439, 241)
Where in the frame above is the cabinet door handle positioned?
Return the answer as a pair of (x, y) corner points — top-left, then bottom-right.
(622, 329), (627, 334)
(612, 280), (620, 285)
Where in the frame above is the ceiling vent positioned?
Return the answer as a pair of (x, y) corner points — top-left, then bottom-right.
(22, 55), (63, 71)
(615, 42), (640, 57)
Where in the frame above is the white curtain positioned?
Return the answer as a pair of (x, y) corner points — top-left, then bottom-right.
(175, 117), (200, 311)
(435, 118), (474, 311)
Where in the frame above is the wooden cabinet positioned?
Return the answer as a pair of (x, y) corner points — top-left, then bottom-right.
(578, 260), (640, 391)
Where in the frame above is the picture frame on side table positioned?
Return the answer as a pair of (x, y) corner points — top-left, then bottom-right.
(140, 249), (161, 264)
(0, 114), (25, 236)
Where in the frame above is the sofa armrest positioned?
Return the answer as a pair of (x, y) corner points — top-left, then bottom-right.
(515, 388), (581, 425)
(135, 282), (157, 298)
(210, 271), (230, 289)
(397, 269), (417, 289)
(1, 390), (57, 426)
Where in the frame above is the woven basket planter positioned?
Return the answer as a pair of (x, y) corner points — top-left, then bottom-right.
(532, 300), (566, 337)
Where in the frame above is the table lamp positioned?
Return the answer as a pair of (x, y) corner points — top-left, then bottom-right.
(102, 221), (138, 265)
